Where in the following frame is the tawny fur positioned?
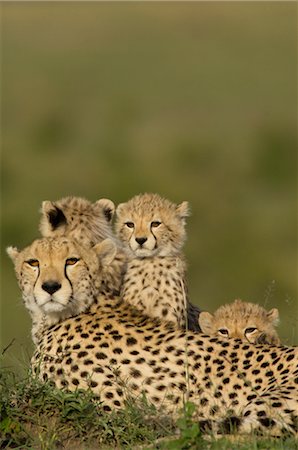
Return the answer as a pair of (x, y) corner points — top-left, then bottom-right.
(199, 299), (281, 344)
(8, 236), (298, 437)
(115, 193), (201, 330)
(7, 237), (116, 344)
(39, 196), (126, 293)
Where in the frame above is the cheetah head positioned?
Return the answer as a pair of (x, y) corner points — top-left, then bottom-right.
(7, 237), (116, 322)
(199, 299), (281, 345)
(115, 193), (190, 258)
(39, 196), (116, 246)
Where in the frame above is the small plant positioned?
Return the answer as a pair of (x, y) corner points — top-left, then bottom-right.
(158, 402), (204, 450)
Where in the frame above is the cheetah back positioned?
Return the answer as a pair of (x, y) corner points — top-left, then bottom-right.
(33, 296), (298, 437)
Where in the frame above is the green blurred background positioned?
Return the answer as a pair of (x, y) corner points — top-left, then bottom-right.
(1, 2), (297, 366)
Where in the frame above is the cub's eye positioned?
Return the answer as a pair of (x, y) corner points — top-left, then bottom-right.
(218, 328), (229, 336)
(26, 259), (39, 267)
(151, 221), (161, 228)
(66, 258), (80, 266)
(245, 327), (257, 334)
(125, 222), (134, 229)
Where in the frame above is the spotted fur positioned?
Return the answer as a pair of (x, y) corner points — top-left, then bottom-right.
(9, 236), (298, 437)
(115, 193), (201, 331)
(199, 299), (281, 345)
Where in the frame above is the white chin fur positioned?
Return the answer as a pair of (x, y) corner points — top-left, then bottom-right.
(134, 247), (158, 258)
(42, 300), (67, 313)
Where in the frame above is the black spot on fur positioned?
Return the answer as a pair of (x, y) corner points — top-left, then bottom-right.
(95, 352), (107, 360)
(258, 417), (276, 428)
(127, 337), (137, 346)
(198, 420), (213, 432)
(130, 368), (142, 378)
(220, 416), (241, 434)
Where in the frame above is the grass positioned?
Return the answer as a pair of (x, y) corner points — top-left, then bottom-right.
(1, 359), (297, 450)
(0, 364), (173, 449)
(1, 5), (297, 445)
(1, 2), (297, 359)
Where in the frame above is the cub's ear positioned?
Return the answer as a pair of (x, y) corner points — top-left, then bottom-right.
(93, 239), (117, 266)
(40, 201), (67, 231)
(95, 199), (115, 222)
(198, 311), (214, 334)
(6, 246), (19, 263)
(115, 202), (125, 217)
(176, 201), (190, 219)
(267, 308), (280, 326)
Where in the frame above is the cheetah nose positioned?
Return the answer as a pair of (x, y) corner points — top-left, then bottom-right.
(42, 280), (62, 295)
(135, 237), (147, 246)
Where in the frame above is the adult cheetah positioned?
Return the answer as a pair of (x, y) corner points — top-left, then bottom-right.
(115, 193), (201, 331)
(7, 236), (298, 437)
(7, 237), (117, 344)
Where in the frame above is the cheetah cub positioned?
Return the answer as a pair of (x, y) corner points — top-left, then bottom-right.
(199, 299), (281, 344)
(115, 193), (200, 330)
(7, 237), (117, 344)
(39, 196), (126, 293)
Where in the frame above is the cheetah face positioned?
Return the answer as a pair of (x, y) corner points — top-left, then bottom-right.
(199, 300), (281, 345)
(7, 237), (116, 320)
(115, 193), (190, 258)
(39, 196), (116, 246)
(24, 253), (81, 315)
(120, 219), (165, 258)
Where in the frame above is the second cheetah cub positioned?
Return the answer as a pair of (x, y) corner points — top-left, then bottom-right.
(115, 193), (201, 330)
(199, 299), (281, 344)
(39, 196), (126, 293)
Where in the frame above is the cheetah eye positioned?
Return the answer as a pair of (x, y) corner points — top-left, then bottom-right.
(218, 328), (229, 336)
(151, 221), (161, 228)
(66, 258), (80, 266)
(26, 259), (39, 267)
(125, 222), (134, 229)
(245, 327), (257, 334)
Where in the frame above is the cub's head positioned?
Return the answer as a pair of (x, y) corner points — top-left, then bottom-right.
(39, 196), (116, 246)
(7, 237), (116, 322)
(199, 299), (280, 345)
(115, 193), (190, 258)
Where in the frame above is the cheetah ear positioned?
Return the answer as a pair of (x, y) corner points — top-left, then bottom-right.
(176, 201), (190, 219)
(115, 202), (125, 217)
(95, 199), (115, 223)
(6, 246), (19, 263)
(93, 239), (117, 266)
(40, 201), (67, 232)
(198, 311), (214, 334)
(267, 308), (280, 326)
